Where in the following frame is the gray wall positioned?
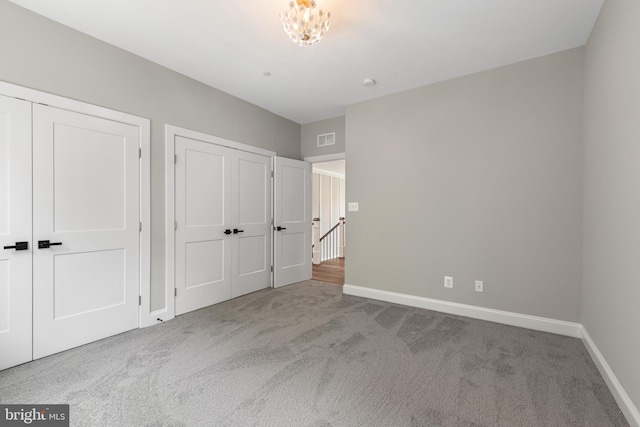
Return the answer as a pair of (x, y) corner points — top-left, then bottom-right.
(301, 116), (345, 158)
(583, 0), (640, 409)
(0, 0), (301, 312)
(345, 48), (584, 322)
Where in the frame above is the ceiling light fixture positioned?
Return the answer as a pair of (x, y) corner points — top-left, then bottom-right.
(280, 0), (331, 47)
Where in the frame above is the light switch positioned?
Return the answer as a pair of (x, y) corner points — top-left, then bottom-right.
(348, 202), (359, 212)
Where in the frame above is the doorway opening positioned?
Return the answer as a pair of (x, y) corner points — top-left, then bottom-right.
(308, 156), (345, 285)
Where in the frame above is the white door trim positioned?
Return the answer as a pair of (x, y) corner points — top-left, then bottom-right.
(303, 153), (345, 163)
(0, 80), (152, 328)
(164, 125), (275, 321)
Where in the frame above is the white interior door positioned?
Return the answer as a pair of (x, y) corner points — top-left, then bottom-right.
(175, 137), (272, 314)
(0, 96), (32, 370)
(175, 136), (232, 315)
(232, 151), (272, 297)
(32, 104), (140, 359)
(274, 157), (312, 287)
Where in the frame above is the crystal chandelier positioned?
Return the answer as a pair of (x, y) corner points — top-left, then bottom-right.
(280, 0), (331, 47)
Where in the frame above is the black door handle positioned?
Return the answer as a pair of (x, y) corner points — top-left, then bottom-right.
(233, 229), (244, 234)
(38, 240), (62, 249)
(3, 241), (28, 251)
(276, 226), (287, 231)
(224, 229), (232, 235)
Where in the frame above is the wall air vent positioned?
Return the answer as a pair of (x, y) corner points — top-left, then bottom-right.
(317, 132), (336, 147)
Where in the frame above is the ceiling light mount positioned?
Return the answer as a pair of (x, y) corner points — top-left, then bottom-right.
(362, 78), (376, 87)
(280, 0), (331, 47)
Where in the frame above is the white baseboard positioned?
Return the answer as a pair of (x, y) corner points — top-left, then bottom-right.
(343, 284), (581, 337)
(581, 327), (640, 427)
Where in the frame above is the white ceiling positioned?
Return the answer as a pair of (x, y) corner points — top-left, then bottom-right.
(9, 0), (604, 124)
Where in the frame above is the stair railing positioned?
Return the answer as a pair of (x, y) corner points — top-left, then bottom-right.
(319, 217), (345, 262)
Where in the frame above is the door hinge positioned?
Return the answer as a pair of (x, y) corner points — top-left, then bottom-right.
(271, 171), (274, 178)
(174, 154), (177, 164)
(139, 148), (142, 158)
(174, 221), (177, 230)
(174, 288), (177, 297)
(139, 295), (142, 306)
(271, 266), (273, 272)
(139, 222), (142, 232)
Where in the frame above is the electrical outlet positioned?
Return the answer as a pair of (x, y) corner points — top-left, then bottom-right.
(444, 276), (453, 289)
(475, 280), (484, 293)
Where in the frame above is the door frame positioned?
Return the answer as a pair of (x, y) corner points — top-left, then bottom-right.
(0, 80), (152, 328)
(164, 125), (275, 321)
(303, 153), (345, 163)
(304, 153), (346, 265)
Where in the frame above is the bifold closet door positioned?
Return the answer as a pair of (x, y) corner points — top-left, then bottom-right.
(32, 104), (141, 359)
(174, 137), (271, 315)
(0, 96), (33, 371)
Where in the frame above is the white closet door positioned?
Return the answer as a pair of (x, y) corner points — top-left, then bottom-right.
(32, 105), (140, 359)
(175, 136), (232, 315)
(232, 151), (272, 297)
(273, 157), (312, 287)
(0, 96), (32, 370)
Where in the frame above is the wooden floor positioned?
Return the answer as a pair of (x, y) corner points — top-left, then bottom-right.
(312, 257), (344, 286)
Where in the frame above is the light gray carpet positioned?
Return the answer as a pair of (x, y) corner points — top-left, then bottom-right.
(0, 281), (629, 426)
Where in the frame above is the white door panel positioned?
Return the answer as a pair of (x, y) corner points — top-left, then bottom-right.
(281, 233), (307, 267)
(175, 137), (232, 315)
(51, 124), (127, 232)
(185, 240), (226, 289)
(52, 249), (126, 319)
(184, 147), (226, 227)
(0, 96), (32, 371)
(32, 105), (140, 359)
(281, 164), (307, 222)
(232, 152), (271, 297)
(274, 157), (312, 287)
(237, 156), (268, 224)
(237, 236), (267, 276)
